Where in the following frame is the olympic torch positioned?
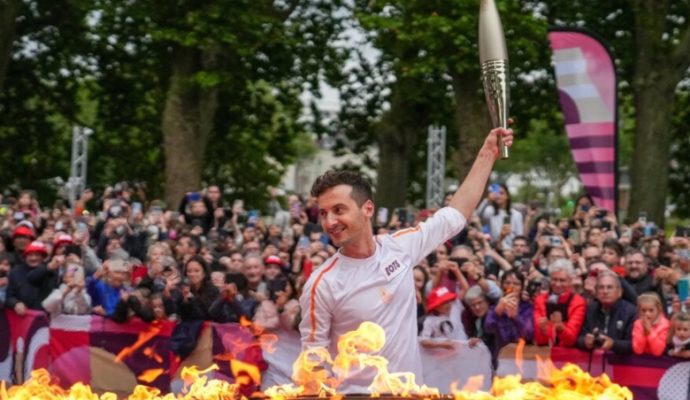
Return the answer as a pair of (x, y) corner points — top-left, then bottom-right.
(479, 0), (510, 159)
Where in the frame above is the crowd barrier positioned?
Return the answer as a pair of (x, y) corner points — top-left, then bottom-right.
(2, 309), (689, 399)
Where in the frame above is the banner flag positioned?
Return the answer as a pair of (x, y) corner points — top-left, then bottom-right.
(548, 29), (619, 214)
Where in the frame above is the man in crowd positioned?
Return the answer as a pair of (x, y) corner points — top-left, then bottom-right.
(533, 259), (587, 347)
(577, 272), (636, 354)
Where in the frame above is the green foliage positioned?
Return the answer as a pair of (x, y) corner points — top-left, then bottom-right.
(0, 0), (347, 210)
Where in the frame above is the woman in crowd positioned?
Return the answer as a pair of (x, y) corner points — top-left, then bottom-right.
(479, 183), (523, 248)
(177, 255), (218, 321)
(484, 270), (534, 350)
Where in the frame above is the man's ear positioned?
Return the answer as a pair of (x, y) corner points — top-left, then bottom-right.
(363, 200), (375, 218)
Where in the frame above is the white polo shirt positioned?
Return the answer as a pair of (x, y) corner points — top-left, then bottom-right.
(299, 207), (466, 393)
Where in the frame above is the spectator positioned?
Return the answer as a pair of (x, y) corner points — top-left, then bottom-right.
(577, 272), (636, 354)
(6, 241), (53, 315)
(244, 254), (268, 299)
(178, 192), (214, 234)
(414, 266), (430, 327)
(177, 255), (218, 321)
(602, 239), (625, 276)
(42, 263), (91, 318)
(0, 254), (12, 307)
(667, 311), (690, 358)
(88, 258), (132, 317)
(420, 286), (467, 349)
(253, 274), (300, 331)
(462, 286), (496, 367)
(210, 272), (250, 324)
(624, 249), (664, 301)
(479, 183), (523, 248)
(632, 293), (669, 356)
(10, 224), (35, 261)
(485, 270), (534, 350)
(175, 234), (201, 264)
(533, 259), (586, 347)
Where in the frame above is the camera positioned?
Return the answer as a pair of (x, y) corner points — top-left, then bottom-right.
(547, 235), (562, 247)
(268, 277), (288, 294)
(592, 327), (605, 348)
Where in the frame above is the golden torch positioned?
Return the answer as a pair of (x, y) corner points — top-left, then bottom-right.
(479, 0), (510, 159)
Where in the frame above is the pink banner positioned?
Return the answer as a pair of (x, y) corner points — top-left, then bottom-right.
(548, 29), (618, 214)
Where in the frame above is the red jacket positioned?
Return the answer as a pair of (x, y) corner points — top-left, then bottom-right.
(533, 290), (586, 347)
(632, 316), (670, 356)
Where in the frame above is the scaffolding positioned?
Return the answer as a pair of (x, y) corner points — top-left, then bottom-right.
(67, 126), (93, 209)
(426, 125), (446, 209)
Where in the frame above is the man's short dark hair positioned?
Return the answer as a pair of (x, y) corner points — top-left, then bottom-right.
(310, 170), (373, 206)
(180, 233), (202, 254)
(603, 238), (624, 256)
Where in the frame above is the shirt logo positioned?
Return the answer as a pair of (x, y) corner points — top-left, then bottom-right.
(384, 260), (401, 277)
(380, 287), (392, 304)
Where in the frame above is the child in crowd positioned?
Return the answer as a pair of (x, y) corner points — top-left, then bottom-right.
(42, 263), (91, 318)
(632, 293), (670, 356)
(668, 311), (690, 358)
(420, 286), (467, 349)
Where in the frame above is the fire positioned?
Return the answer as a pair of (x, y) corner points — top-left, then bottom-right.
(1, 322), (633, 400)
(1, 365), (241, 400)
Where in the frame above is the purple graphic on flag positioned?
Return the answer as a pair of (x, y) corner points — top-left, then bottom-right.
(548, 29), (618, 213)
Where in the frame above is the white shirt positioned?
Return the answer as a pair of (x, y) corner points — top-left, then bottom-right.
(299, 207), (466, 393)
(480, 205), (523, 247)
(420, 299), (468, 341)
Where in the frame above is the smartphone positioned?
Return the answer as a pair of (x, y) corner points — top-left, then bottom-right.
(132, 202), (142, 216)
(638, 211), (647, 225)
(396, 208), (407, 223)
(377, 207), (389, 225)
(548, 236), (562, 247)
(568, 229), (580, 245)
(675, 226), (690, 238)
(489, 184), (501, 194)
(679, 278), (689, 302)
(247, 210), (260, 227)
(187, 192), (201, 202)
(503, 215), (511, 225)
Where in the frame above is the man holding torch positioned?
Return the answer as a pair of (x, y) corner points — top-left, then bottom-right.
(298, 0), (512, 393)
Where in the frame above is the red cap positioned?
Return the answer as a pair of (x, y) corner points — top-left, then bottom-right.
(264, 255), (284, 267)
(53, 233), (73, 248)
(12, 225), (35, 240)
(23, 241), (48, 257)
(427, 286), (457, 312)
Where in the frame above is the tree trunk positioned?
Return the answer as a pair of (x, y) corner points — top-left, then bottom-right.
(162, 46), (218, 208)
(627, 0), (690, 226)
(451, 72), (491, 181)
(0, 0), (22, 93)
(628, 82), (676, 225)
(374, 88), (424, 212)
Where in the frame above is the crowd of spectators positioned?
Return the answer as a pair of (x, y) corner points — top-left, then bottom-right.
(1, 182), (690, 371)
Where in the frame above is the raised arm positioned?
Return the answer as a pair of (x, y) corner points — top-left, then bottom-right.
(448, 128), (513, 220)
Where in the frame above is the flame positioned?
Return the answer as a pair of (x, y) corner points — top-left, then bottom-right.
(514, 339), (525, 376)
(2, 322), (634, 400)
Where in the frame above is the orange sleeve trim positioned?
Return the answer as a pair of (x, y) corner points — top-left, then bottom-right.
(392, 225), (421, 238)
(309, 257), (339, 342)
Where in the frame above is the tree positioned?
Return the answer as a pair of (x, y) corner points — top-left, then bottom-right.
(342, 0), (550, 209)
(542, 0), (690, 224)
